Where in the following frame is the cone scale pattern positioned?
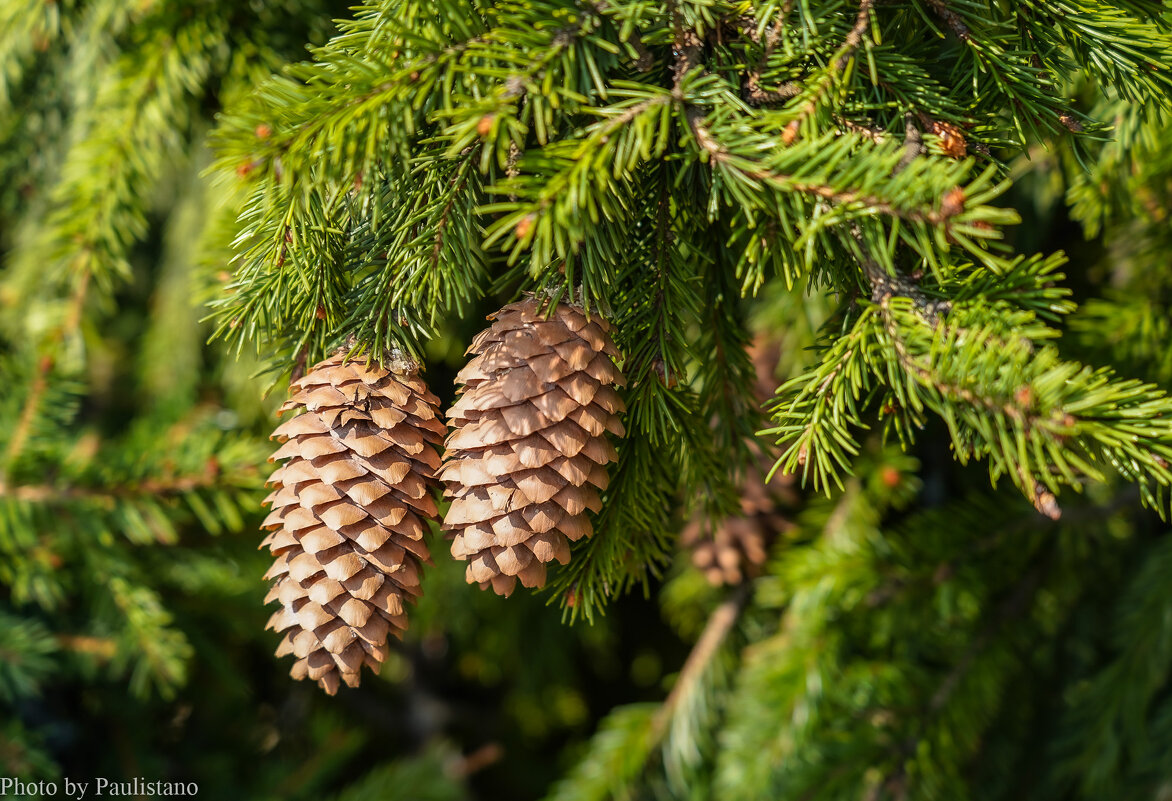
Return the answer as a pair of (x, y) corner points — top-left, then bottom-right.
(439, 297), (625, 596)
(260, 351), (444, 694)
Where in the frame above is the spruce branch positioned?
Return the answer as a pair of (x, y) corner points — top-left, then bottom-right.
(774, 241), (1172, 514)
(736, 4), (798, 105)
(548, 584), (749, 800)
(682, 109), (972, 227)
(1016, 0), (1172, 106)
(1, 272), (89, 485)
(0, 469), (228, 505)
(659, 587), (748, 724)
(929, 548), (1053, 714)
(0, 0), (66, 109)
(21, 6), (226, 293)
(859, 537), (1059, 800)
(658, 583), (749, 788)
(918, 0), (1090, 142)
(1049, 535), (1172, 795)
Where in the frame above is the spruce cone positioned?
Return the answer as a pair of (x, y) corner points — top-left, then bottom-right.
(439, 296), (625, 596)
(681, 337), (794, 586)
(260, 351), (444, 694)
(680, 443), (793, 585)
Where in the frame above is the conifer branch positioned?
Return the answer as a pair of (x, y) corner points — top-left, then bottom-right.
(655, 584), (749, 732)
(683, 108), (969, 227)
(0, 470), (226, 505)
(929, 550), (1052, 713)
(2, 272), (89, 484)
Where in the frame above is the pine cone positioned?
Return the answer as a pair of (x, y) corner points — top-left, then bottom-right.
(681, 336), (794, 586)
(260, 351), (445, 694)
(680, 444), (793, 585)
(439, 296), (625, 596)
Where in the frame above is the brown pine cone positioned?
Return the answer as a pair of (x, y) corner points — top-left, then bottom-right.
(681, 336), (794, 585)
(679, 446), (793, 586)
(439, 296), (625, 596)
(260, 350), (444, 694)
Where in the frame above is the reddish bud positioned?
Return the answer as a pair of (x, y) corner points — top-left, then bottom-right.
(652, 357), (677, 389)
(1059, 113), (1083, 133)
(941, 187), (966, 218)
(1034, 490), (1061, 520)
(781, 120), (801, 146)
(928, 120), (967, 159)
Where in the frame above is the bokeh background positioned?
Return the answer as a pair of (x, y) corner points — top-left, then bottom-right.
(2, 2), (1172, 800)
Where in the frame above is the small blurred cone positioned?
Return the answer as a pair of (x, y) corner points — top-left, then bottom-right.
(681, 337), (794, 586)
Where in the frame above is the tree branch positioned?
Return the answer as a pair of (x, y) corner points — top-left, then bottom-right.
(685, 109), (964, 225)
(924, 0), (972, 41)
(2, 272), (89, 486)
(654, 583), (750, 734)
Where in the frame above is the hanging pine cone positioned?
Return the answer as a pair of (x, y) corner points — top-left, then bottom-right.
(680, 337), (795, 586)
(679, 442), (793, 585)
(260, 350), (444, 694)
(439, 296), (625, 596)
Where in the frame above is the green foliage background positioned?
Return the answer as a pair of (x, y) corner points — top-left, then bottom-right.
(1, 1), (1172, 799)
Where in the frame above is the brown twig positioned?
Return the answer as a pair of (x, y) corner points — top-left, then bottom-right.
(740, 7), (800, 105)
(835, 0), (877, 71)
(744, 76), (802, 106)
(653, 583), (750, 734)
(430, 163), (473, 275)
(628, 31), (655, 72)
(893, 113), (925, 174)
(0, 469), (226, 506)
(289, 344), (310, 384)
(56, 634), (118, 659)
(836, 117), (888, 143)
(451, 743), (505, 777)
(925, 0), (972, 41)
(670, 11), (704, 91)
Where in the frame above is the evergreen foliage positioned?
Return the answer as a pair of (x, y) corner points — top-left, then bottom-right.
(2, 0), (1172, 799)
